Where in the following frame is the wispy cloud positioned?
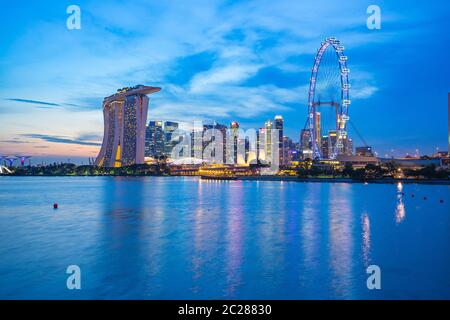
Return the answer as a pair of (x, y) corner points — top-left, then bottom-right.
(21, 134), (101, 147)
(6, 99), (61, 107)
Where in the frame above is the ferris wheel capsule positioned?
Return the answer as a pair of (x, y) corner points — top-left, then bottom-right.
(337, 45), (345, 52)
(339, 56), (348, 62)
(343, 99), (351, 106)
(341, 68), (350, 75)
(342, 83), (351, 90)
(341, 115), (350, 121)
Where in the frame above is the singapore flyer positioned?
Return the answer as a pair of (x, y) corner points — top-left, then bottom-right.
(307, 37), (351, 160)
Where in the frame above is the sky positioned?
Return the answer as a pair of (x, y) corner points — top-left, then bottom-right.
(0, 0), (449, 164)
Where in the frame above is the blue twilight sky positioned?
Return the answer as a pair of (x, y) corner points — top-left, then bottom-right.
(0, 0), (449, 163)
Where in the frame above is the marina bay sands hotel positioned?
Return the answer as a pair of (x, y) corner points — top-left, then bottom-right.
(95, 85), (161, 167)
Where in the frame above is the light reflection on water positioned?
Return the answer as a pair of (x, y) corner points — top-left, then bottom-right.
(362, 213), (371, 267)
(396, 182), (406, 224)
(0, 177), (449, 299)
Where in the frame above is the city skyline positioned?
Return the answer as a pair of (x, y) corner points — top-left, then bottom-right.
(1, 1), (449, 164)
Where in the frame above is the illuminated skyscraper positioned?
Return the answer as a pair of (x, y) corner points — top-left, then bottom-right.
(314, 112), (321, 148)
(274, 115), (284, 165)
(203, 121), (227, 164)
(321, 135), (329, 159)
(265, 120), (273, 163)
(229, 121), (239, 164)
(145, 120), (164, 158)
(448, 93), (450, 156)
(328, 130), (337, 158)
(95, 85), (161, 167)
(344, 137), (353, 155)
(300, 129), (312, 159)
(163, 121), (179, 157)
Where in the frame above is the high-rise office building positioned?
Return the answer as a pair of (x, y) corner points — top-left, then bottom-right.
(282, 136), (294, 165)
(163, 121), (179, 157)
(328, 130), (337, 158)
(274, 115), (284, 165)
(314, 112), (321, 148)
(96, 85), (161, 167)
(300, 129), (312, 159)
(321, 135), (329, 159)
(229, 121), (239, 164)
(448, 93), (450, 156)
(264, 120), (273, 163)
(344, 137), (353, 155)
(145, 120), (164, 158)
(355, 146), (374, 157)
(203, 121), (227, 163)
(257, 128), (265, 163)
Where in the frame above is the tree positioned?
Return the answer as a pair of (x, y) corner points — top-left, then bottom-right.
(342, 162), (354, 177)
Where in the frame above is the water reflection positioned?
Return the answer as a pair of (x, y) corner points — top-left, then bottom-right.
(328, 183), (354, 298)
(224, 182), (244, 297)
(396, 183), (406, 224)
(362, 213), (371, 267)
(98, 177), (149, 297)
(301, 183), (320, 271)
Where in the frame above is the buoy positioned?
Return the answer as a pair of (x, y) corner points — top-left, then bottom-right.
(53, 203), (58, 209)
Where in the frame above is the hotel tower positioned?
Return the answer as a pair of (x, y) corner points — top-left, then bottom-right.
(95, 85), (161, 167)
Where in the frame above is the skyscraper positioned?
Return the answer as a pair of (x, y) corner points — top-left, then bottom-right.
(314, 112), (321, 149)
(203, 121), (227, 164)
(344, 137), (353, 155)
(328, 130), (337, 159)
(264, 120), (273, 163)
(300, 129), (312, 159)
(321, 135), (329, 159)
(282, 135), (294, 165)
(145, 120), (164, 158)
(274, 115), (284, 165)
(448, 93), (450, 156)
(163, 121), (179, 157)
(229, 121), (239, 164)
(95, 85), (161, 167)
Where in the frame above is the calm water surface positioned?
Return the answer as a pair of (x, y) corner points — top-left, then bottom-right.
(0, 176), (449, 299)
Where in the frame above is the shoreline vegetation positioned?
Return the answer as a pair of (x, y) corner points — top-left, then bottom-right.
(2, 162), (450, 185)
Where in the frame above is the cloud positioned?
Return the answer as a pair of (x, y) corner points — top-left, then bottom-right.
(189, 64), (262, 93)
(0, 139), (30, 144)
(6, 98), (61, 107)
(4, 98), (94, 110)
(21, 134), (102, 147)
(351, 86), (379, 99)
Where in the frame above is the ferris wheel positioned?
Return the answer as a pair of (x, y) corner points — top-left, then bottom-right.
(307, 37), (350, 159)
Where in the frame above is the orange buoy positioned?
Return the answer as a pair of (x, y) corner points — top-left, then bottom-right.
(53, 203), (58, 209)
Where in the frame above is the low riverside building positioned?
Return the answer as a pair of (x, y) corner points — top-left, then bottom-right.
(379, 157), (442, 169)
(335, 154), (379, 168)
